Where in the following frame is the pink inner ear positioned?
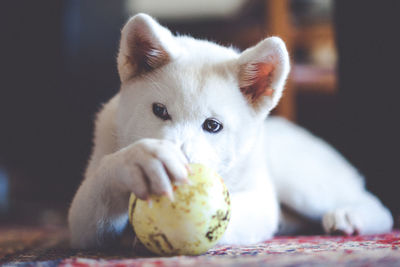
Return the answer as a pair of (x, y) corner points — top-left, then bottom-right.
(240, 63), (275, 103)
(127, 34), (170, 75)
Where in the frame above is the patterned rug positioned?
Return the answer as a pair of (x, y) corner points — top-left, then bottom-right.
(1, 226), (400, 266)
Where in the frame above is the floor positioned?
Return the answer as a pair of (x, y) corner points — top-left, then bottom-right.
(1, 226), (400, 266)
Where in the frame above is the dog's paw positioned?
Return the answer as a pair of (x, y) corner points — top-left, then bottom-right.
(114, 138), (189, 200)
(322, 209), (362, 236)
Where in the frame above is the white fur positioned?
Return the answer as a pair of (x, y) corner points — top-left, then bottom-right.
(68, 14), (393, 249)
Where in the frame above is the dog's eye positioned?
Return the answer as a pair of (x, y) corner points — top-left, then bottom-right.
(203, 118), (223, 133)
(152, 103), (171, 121)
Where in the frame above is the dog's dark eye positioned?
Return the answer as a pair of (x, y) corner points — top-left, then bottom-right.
(152, 103), (171, 120)
(203, 118), (223, 133)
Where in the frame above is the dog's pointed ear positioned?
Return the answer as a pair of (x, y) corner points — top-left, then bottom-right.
(117, 13), (178, 82)
(238, 37), (290, 113)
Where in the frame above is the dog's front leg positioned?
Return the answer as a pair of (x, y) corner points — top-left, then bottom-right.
(68, 139), (188, 249)
(68, 153), (131, 249)
(218, 187), (280, 245)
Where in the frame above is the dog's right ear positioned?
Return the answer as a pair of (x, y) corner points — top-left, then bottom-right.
(117, 13), (178, 82)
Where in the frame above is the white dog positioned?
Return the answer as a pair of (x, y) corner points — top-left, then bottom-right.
(68, 14), (393, 249)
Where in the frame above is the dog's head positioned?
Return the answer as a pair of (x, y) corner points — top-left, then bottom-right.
(115, 14), (289, 175)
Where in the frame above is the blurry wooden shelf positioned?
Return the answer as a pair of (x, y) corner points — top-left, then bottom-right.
(293, 23), (335, 47)
(291, 64), (337, 94)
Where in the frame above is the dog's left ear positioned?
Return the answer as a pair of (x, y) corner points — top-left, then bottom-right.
(238, 37), (290, 113)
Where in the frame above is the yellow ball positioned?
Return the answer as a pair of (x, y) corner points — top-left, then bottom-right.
(128, 163), (231, 256)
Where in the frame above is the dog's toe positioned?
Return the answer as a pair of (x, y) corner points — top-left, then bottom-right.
(322, 209), (361, 236)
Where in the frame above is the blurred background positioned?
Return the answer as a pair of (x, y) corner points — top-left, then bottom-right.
(0, 0), (399, 228)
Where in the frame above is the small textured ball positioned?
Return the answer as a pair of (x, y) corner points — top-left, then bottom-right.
(128, 163), (231, 256)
